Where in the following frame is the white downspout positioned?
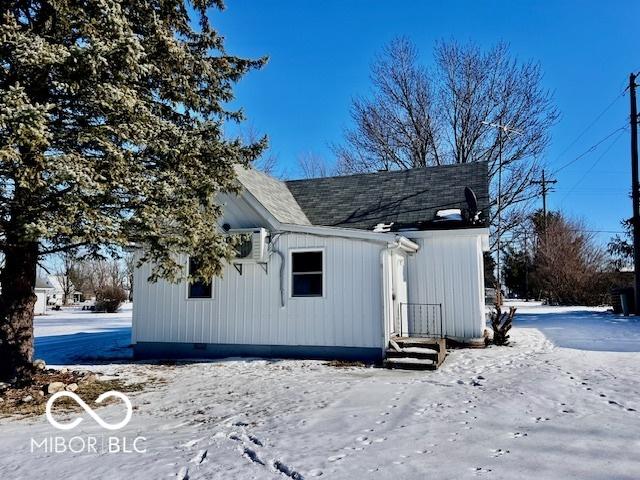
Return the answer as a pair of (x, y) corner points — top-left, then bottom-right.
(380, 238), (405, 356)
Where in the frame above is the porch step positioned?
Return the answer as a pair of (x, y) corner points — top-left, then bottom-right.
(383, 357), (437, 370)
(392, 337), (445, 352)
(385, 337), (447, 370)
(385, 347), (438, 362)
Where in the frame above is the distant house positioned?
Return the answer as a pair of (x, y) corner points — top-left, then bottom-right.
(132, 162), (490, 367)
(34, 276), (54, 315)
(47, 275), (81, 306)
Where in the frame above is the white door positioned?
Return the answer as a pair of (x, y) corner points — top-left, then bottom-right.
(391, 254), (408, 336)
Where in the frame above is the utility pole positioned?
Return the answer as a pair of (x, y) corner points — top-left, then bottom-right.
(629, 72), (640, 314)
(523, 230), (529, 302)
(483, 121), (522, 305)
(531, 169), (558, 236)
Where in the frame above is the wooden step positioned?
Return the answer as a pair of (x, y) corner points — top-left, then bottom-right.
(384, 357), (437, 371)
(385, 347), (438, 362)
(386, 337), (447, 370)
(392, 337), (446, 352)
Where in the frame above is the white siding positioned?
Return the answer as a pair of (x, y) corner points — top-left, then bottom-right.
(407, 231), (486, 339)
(133, 233), (385, 349)
(34, 290), (47, 315)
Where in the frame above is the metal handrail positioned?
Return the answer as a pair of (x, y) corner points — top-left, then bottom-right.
(399, 302), (443, 338)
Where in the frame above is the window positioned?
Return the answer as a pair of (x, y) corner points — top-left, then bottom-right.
(291, 250), (323, 297)
(187, 257), (212, 299)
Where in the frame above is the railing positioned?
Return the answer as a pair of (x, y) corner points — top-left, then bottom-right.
(399, 303), (443, 338)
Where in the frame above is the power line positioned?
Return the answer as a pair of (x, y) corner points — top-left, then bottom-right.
(559, 128), (627, 203)
(550, 89), (627, 169)
(502, 228), (626, 238)
(553, 124), (628, 174)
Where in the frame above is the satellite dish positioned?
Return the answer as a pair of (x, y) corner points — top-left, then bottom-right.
(464, 187), (478, 213)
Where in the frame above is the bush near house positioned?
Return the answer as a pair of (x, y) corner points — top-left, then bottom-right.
(95, 286), (127, 313)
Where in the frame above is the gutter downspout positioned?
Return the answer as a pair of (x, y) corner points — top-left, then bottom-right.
(379, 237), (409, 358)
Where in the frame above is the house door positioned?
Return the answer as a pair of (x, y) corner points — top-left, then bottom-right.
(391, 254), (408, 336)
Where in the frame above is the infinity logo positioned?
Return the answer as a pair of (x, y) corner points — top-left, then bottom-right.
(45, 391), (133, 431)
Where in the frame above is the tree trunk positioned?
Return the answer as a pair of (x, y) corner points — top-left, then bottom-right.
(0, 240), (38, 383)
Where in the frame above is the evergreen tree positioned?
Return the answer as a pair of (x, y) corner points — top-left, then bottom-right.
(607, 219), (633, 270)
(0, 0), (266, 382)
(502, 246), (530, 299)
(483, 251), (496, 288)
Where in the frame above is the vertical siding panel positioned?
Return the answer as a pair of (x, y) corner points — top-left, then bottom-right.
(136, 229), (490, 350)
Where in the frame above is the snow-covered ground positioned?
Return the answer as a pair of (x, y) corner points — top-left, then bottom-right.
(34, 303), (133, 364)
(1, 302), (639, 479)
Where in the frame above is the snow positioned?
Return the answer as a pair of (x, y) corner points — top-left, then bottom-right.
(508, 301), (640, 352)
(34, 304), (133, 364)
(435, 208), (463, 221)
(1, 302), (640, 479)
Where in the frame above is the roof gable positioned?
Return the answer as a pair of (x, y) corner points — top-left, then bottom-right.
(234, 166), (310, 225)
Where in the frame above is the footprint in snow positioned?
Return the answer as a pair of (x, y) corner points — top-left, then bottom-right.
(181, 437), (204, 448)
(190, 449), (207, 464)
(491, 448), (509, 457)
(510, 432), (528, 438)
(473, 467), (492, 476)
(272, 460), (304, 479)
(534, 417), (550, 423)
(247, 434), (264, 447)
(308, 469), (324, 477)
(242, 447), (265, 466)
(328, 454), (345, 462)
(175, 467), (189, 480)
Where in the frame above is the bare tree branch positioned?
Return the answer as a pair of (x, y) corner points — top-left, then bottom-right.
(333, 38), (559, 242)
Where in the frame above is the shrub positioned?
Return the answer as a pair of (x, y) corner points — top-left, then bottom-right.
(490, 304), (515, 346)
(95, 286), (127, 313)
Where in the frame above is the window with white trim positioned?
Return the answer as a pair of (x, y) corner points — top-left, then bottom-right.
(187, 257), (212, 299)
(291, 250), (323, 297)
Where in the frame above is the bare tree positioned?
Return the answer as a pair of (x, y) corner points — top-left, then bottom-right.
(241, 124), (280, 177)
(54, 251), (79, 305)
(531, 213), (609, 305)
(124, 252), (136, 301)
(66, 256), (128, 299)
(296, 152), (334, 179)
(334, 38), (559, 240)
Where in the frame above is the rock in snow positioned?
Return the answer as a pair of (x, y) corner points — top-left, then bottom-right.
(33, 359), (46, 370)
(47, 382), (65, 394)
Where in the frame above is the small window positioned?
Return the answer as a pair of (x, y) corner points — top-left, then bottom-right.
(291, 250), (323, 297)
(188, 257), (212, 299)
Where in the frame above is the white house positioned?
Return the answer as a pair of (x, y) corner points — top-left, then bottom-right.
(47, 275), (81, 306)
(132, 162), (490, 366)
(34, 276), (54, 315)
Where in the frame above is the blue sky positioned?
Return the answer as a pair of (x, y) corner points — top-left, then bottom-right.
(211, 1), (639, 243)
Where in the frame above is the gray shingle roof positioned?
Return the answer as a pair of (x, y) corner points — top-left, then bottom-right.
(285, 162), (489, 230)
(35, 276), (53, 289)
(235, 166), (311, 225)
